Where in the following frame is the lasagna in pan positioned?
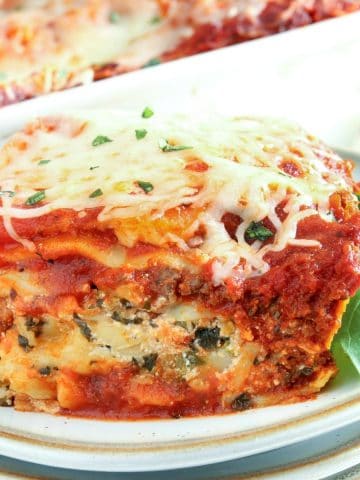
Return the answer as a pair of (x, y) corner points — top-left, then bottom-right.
(0, 110), (359, 418)
(0, 0), (359, 106)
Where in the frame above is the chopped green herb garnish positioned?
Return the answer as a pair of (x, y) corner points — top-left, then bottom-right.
(158, 138), (193, 153)
(245, 221), (273, 242)
(135, 129), (147, 140)
(18, 334), (32, 352)
(143, 58), (161, 68)
(89, 188), (103, 198)
(109, 11), (121, 23)
(92, 135), (112, 147)
(39, 366), (51, 376)
(231, 392), (253, 411)
(182, 350), (204, 369)
(137, 181), (153, 194)
(25, 190), (46, 206)
(143, 353), (158, 371)
(356, 193), (360, 209)
(120, 298), (133, 309)
(174, 320), (187, 330)
(73, 314), (93, 341)
(89, 165), (100, 170)
(150, 15), (162, 24)
(194, 327), (229, 350)
(0, 190), (15, 198)
(142, 107), (154, 119)
(38, 159), (51, 165)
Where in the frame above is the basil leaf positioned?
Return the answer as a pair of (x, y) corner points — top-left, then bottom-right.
(135, 129), (147, 140)
(245, 221), (273, 242)
(89, 188), (103, 198)
(92, 135), (112, 147)
(332, 290), (360, 373)
(142, 107), (154, 119)
(158, 138), (193, 152)
(137, 181), (153, 193)
(25, 190), (46, 206)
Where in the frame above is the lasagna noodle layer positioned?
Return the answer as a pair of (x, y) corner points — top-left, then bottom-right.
(0, 111), (359, 418)
(0, 0), (359, 106)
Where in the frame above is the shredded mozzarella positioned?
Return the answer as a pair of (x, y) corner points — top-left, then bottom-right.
(0, 110), (353, 284)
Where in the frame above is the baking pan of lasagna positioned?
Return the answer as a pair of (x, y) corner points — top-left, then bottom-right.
(0, 7), (359, 474)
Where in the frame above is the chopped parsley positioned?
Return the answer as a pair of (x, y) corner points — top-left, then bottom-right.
(38, 159), (51, 165)
(356, 193), (360, 209)
(143, 353), (158, 371)
(143, 58), (161, 68)
(194, 326), (229, 350)
(231, 392), (253, 411)
(89, 165), (100, 170)
(150, 15), (162, 24)
(142, 107), (154, 119)
(73, 314), (93, 341)
(109, 11), (121, 23)
(89, 188), (103, 198)
(135, 129), (147, 140)
(25, 190), (46, 206)
(137, 181), (153, 193)
(39, 366), (51, 376)
(245, 221), (273, 242)
(92, 135), (112, 147)
(0, 190), (15, 198)
(158, 138), (193, 153)
(18, 334), (32, 352)
(182, 350), (204, 369)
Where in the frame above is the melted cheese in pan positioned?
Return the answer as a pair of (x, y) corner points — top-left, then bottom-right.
(0, 0), (183, 86)
(0, 110), (353, 284)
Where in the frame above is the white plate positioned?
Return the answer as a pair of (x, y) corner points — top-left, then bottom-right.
(0, 413), (359, 479)
(0, 12), (359, 473)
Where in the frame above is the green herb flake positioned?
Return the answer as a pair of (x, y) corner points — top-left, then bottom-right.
(120, 298), (133, 309)
(92, 135), (112, 147)
(150, 15), (162, 24)
(18, 334), (32, 352)
(158, 138), (193, 153)
(109, 11), (121, 23)
(143, 353), (158, 371)
(73, 314), (93, 341)
(25, 190), (46, 206)
(182, 350), (204, 369)
(143, 58), (161, 68)
(0, 190), (15, 198)
(135, 129), (147, 140)
(38, 159), (51, 165)
(89, 188), (103, 198)
(231, 392), (253, 411)
(245, 221), (273, 242)
(332, 290), (360, 373)
(39, 366), (51, 376)
(194, 326), (229, 350)
(89, 166), (99, 171)
(137, 181), (153, 194)
(142, 107), (154, 119)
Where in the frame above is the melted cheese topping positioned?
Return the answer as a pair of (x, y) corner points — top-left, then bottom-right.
(0, 110), (352, 284)
(0, 0), (183, 88)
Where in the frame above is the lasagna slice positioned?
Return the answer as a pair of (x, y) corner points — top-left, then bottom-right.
(0, 110), (359, 418)
(0, 0), (359, 106)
